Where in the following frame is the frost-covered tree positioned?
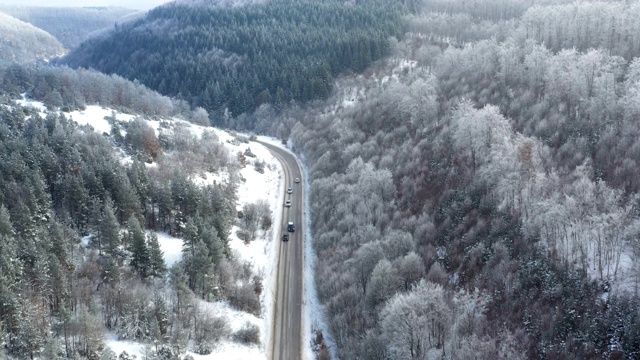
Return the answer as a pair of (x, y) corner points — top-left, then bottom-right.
(380, 280), (450, 359)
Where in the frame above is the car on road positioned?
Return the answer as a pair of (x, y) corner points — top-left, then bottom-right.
(283, 233), (289, 241)
(295, 177), (300, 183)
(287, 187), (292, 194)
(285, 200), (291, 207)
(287, 222), (295, 232)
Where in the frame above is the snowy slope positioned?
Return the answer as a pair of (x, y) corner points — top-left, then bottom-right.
(15, 96), (284, 359)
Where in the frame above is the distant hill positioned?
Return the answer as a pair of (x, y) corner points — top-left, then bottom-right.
(0, 6), (139, 49)
(61, 0), (409, 118)
(0, 12), (65, 64)
(168, 0), (269, 7)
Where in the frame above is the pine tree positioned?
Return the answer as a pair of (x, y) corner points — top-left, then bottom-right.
(147, 232), (167, 278)
(183, 239), (210, 296)
(100, 199), (121, 257)
(201, 226), (223, 265)
(0, 205), (14, 237)
(127, 159), (150, 225)
(181, 217), (199, 257)
(127, 215), (149, 278)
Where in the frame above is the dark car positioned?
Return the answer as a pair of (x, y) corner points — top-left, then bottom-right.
(283, 233), (289, 241)
(287, 222), (295, 232)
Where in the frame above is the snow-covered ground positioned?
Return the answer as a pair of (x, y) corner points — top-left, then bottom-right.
(155, 232), (183, 268)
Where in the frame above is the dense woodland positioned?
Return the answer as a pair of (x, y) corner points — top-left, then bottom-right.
(247, 0), (640, 358)
(0, 64), (268, 358)
(61, 0), (411, 118)
(4, 0), (640, 359)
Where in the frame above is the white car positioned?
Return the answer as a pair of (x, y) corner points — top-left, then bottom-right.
(295, 177), (300, 183)
(285, 200), (292, 207)
(287, 187), (293, 194)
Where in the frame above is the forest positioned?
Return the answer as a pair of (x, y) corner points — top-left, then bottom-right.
(60, 0), (410, 118)
(0, 63), (269, 358)
(242, 0), (640, 358)
(4, 0), (640, 358)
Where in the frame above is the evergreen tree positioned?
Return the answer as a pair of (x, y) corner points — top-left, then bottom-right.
(147, 232), (167, 278)
(100, 198), (121, 257)
(127, 159), (150, 225)
(0, 205), (14, 237)
(181, 217), (199, 256)
(201, 226), (223, 265)
(127, 215), (149, 278)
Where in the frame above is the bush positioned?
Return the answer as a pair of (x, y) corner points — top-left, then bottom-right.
(254, 160), (265, 173)
(155, 345), (178, 360)
(261, 214), (272, 230)
(233, 323), (260, 345)
(195, 313), (230, 344)
(236, 229), (251, 244)
(244, 147), (256, 157)
(253, 275), (263, 296)
(193, 342), (212, 355)
(228, 284), (261, 315)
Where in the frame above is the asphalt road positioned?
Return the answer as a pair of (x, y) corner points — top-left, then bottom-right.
(259, 141), (304, 360)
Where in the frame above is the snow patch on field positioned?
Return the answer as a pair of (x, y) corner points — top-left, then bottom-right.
(191, 171), (228, 187)
(155, 232), (184, 268)
(197, 299), (262, 332)
(16, 95), (47, 117)
(105, 333), (146, 359)
(187, 343), (263, 359)
(68, 106), (135, 134)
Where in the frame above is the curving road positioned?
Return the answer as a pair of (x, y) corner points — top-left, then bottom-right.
(259, 141), (305, 360)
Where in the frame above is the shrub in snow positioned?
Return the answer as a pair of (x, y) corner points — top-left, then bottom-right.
(155, 345), (178, 360)
(100, 348), (117, 360)
(253, 275), (263, 297)
(243, 147), (255, 158)
(194, 313), (230, 345)
(193, 342), (212, 355)
(236, 228), (251, 244)
(232, 322), (260, 345)
(254, 160), (265, 173)
(118, 351), (136, 360)
(228, 283), (261, 315)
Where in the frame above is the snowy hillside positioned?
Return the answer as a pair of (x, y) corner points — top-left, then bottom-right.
(16, 96), (284, 359)
(0, 11), (66, 63)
